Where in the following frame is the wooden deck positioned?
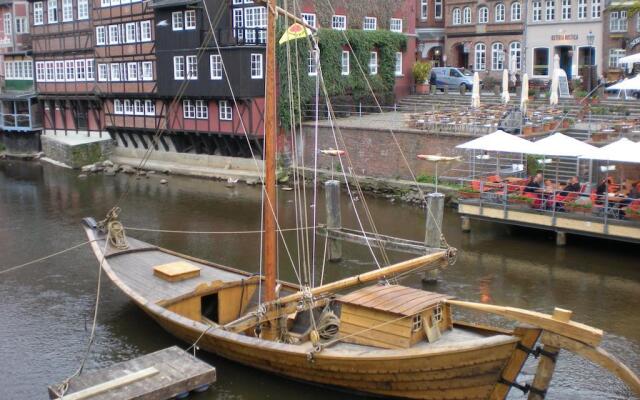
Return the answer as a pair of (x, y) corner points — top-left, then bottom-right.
(48, 346), (216, 400)
(459, 202), (640, 244)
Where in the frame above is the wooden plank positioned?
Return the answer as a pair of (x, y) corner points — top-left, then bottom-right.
(490, 326), (542, 400)
(55, 367), (159, 400)
(446, 300), (603, 347)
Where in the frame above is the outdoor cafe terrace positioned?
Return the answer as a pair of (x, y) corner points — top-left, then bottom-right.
(455, 131), (640, 244)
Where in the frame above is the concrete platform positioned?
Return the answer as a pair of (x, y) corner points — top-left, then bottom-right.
(41, 134), (113, 169)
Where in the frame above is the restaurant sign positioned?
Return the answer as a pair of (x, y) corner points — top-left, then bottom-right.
(551, 34), (578, 41)
(628, 36), (640, 49)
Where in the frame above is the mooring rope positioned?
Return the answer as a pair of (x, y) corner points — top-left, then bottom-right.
(123, 225), (322, 235)
(0, 240), (95, 275)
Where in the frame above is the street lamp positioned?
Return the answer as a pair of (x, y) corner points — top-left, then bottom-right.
(586, 30), (595, 92)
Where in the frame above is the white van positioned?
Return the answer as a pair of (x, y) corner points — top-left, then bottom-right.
(430, 67), (475, 92)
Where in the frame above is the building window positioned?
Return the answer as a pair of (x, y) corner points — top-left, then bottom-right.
(48, 0), (58, 23)
(75, 59), (86, 81)
(172, 12), (183, 30)
(124, 100), (133, 115)
(3, 13), (11, 35)
(78, 0), (88, 19)
(609, 48), (626, 68)
(125, 23), (136, 43)
(610, 11), (628, 32)
(141, 61), (153, 80)
(98, 63), (108, 81)
(127, 63), (138, 81)
(195, 100), (208, 119)
(577, 0), (586, 19)
(86, 59), (94, 80)
(561, 0), (571, 20)
(435, 0), (442, 19)
(546, 0), (555, 20)
(308, 49), (318, 76)
(110, 63), (121, 81)
(34, 2), (44, 25)
(331, 15), (346, 30)
(462, 7), (471, 24)
(65, 60), (75, 81)
(394, 52), (402, 76)
(341, 50), (349, 75)
(219, 100), (232, 120)
(114, 100), (123, 114)
(363, 16), (376, 30)
(232, 8), (243, 40)
(134, 100), (144, 115)
(492, 42), (504, 70)
(244, 6), (267, 44)
(390, 18), (402, 32)
(183, 100), (195, 118)
(108, 24), (120, 44)
(139, 20), (151, 41)
(532, 1), (541, 21)
(96, 26), (106, 45)
(185, 10), (196, 29)
(45, 62), (55, 81)
(62, 0), (72, 22)
(35, 62), (45, 81)
(369, 51), (378, 75)
(591, 0), (600, 18)
(144, 100), (155, 116)
(55, 61), (64, 81)
(474, 43), (486, 71)
(250, 53), (263, 79)
(509, 41), (521, 70)
(533, 47), (549, 75)
(452, 8), (461, 25)
(495, 3), (505, 22)
(511, 2), (521, 21)
(173, 56), (185, 80)
(421, 0), (428, 19)
(478, 7), (488, 23)
(210, 54), (222, 80)
(186, 55), (198, 79)
(301, 13), (316, 28)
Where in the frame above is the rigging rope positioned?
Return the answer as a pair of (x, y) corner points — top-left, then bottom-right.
(0, 240), (94, 275)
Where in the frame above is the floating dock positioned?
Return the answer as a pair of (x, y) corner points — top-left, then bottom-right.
(48, 346), (216, 400)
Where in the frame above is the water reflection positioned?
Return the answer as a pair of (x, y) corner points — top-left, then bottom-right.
(0, 160), (639, 399)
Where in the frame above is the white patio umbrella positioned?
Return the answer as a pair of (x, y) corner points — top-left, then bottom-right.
(520, 73), (529, 113)
(456, 129), (536, 153)
(471, 72), (481, 108)
(549, 55), (560, 106)
(530, 132), (597, 157)
(501, 69), (510, 104)
(579, 138), (640, 164)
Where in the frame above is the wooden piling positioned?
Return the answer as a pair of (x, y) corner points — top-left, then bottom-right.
(461, 216), (471, 232)
(556, 231), (567, 246)
(325, 180), (342, 262)
(423, 193), (444, 283)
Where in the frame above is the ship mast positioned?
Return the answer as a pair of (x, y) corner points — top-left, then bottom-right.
(262, 0), (278, 302)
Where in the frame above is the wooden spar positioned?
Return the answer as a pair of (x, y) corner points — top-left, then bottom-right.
(253, 1), (318, 32)
(445, 300), (603, 347)
(540, 332), (640, 397)
(262, 0), (277, 303)
(276, 251), (447, 304)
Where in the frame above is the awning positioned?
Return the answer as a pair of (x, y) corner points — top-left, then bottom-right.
(579, 138), (640, 163)
(456, 130), (536, 153)
(530, 132), (597, 157)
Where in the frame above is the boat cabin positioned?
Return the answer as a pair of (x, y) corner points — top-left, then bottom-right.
(337, 285), (453, 349)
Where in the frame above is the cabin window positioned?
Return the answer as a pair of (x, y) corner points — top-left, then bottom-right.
(219, 100), (232, 121)
(172, 11), (183, 30)
(433, 305), (443, 323)
(412, 314), (423, 332)
(34, 2), (44, 25)
(185, 10), (196, 29)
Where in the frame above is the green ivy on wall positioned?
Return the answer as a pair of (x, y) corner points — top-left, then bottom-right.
(277, 26), (406, 128)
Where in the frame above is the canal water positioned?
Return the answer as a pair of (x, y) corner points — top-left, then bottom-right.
(1, 159), (639, 400)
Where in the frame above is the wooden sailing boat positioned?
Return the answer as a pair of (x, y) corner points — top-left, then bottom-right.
(82, 1), (640, 399)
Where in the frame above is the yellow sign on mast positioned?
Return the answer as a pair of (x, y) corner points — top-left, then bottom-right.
(278, 23), (311, 45)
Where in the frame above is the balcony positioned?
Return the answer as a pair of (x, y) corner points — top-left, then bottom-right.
(0, 93), (43, 132)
